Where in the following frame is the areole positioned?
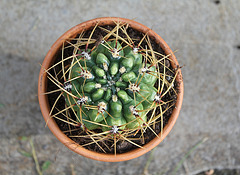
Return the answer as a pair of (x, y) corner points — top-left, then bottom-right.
(38, 17), (184, 162)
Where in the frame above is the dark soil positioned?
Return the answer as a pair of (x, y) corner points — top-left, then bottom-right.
(47, 25), (179, 154)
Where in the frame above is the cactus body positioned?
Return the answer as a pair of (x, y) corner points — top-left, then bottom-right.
(63, 40), (158, 131)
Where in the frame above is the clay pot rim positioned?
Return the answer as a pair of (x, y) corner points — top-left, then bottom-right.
(38, 17), (184, 162)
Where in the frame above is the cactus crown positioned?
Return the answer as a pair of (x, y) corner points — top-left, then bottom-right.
(46, 21), (179, 154)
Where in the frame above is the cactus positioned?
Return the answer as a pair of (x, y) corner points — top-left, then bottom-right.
(63, 38), (159, 132)
(46, 22), (179, 154)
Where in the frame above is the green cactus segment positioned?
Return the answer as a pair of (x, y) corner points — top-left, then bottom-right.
(117, 90), (132, 104)
(96, 53), (110, 65)
(122, 71), (136, 82)
(109, 62), (119, 76)
(64, 40), (158, 131)
(139, 64), (158, 85)
(83, 82), (96, 93)
(110, 98), (123, 118)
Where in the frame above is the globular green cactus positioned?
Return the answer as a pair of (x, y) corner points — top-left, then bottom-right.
(46, 22), (179, 154)
(63, 39), (158, 132)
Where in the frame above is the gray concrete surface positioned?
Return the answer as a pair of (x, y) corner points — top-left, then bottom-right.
(0, 0), (240, 174)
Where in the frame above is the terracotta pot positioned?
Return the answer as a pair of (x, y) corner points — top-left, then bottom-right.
(38, 17), (184, 162)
